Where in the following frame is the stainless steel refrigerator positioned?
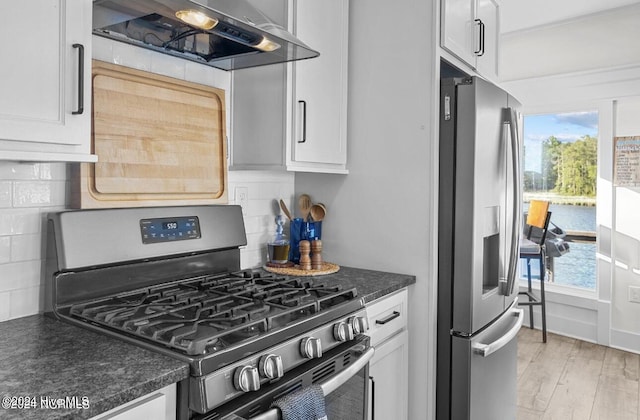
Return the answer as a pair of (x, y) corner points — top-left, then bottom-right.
(436, 76), (525, 420)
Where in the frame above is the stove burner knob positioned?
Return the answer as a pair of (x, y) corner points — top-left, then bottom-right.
(333, 321), (355, 342)
(233, 366), (260, 392)
(300, 337), (323, 359)
(259, 354), (284, 380)
(348, 316), (370, 334)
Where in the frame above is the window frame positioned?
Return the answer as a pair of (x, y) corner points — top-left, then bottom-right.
(518, 104), (601, 296)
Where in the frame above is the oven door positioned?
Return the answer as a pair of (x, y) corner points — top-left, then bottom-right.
(197, 336), (373, 420)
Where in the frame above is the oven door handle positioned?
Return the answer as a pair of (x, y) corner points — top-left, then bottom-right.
(321, 345), (375, 395)
(247, 346), (375, 420)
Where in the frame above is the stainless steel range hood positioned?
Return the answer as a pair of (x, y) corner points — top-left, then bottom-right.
(93, 0), (319, 71)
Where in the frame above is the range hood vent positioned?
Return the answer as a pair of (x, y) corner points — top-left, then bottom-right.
(93, 0), (319, 71)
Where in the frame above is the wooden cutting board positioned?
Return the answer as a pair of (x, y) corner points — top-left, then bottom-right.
(71, 60), (228, 208)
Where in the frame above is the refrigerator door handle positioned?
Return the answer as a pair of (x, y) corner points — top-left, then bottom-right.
(504, 107), (522, 296)
(472, 307), (524, 357)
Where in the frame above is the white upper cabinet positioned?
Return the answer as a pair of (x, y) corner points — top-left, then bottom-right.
(0, 0), (95, 162)
(288, 0), (349, 173)
(230, 0), (289, 171)
(441, 0), (500, 81)
(441, 0), (476, 65)
(475, 0), (499, 79)
(230, 0), (349, 174)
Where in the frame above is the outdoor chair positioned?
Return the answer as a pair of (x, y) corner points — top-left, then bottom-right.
(518, 200), (551, 343)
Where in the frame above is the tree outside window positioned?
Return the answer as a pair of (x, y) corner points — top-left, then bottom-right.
(522, 111), (597, 290)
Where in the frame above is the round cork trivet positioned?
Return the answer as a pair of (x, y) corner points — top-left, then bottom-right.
(263, 262), (340, 277)
(265, 261), (295, 268)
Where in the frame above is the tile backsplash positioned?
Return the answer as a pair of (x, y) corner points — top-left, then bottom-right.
(228, 170), (295, 269)
(0, 161), (293, 322)
(0, 161), (67, 322)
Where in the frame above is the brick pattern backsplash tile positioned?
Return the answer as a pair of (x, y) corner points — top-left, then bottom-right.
(0, 181), (11, 207)
(0, 236), (10, 264)
(0, 209), (43, 236)
(0, 292), (9, 322)
(13, 181), (67, 207)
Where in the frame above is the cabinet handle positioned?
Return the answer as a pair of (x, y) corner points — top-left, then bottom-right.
(72, 43), (84, 115)
(369, 376), (375, 420)
(298, 100), (307, 143)
(480, 19), (485, 56)
(474, 19), (485, 57)
(375, 311), (400, 325)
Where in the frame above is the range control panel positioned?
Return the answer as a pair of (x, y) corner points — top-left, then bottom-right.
(140, 216), (201, 244)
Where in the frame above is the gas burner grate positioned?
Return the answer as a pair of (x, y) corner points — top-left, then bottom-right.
(68, 271), (358, 356)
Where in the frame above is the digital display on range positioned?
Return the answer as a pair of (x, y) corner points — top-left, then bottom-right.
(162, 221), (178, 230)
(140, 216), (201, 244)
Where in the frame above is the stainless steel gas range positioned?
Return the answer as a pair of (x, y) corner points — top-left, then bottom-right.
(45, 205), (372, 420)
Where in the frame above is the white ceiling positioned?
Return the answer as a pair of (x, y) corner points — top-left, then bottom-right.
(500, 0), (640, 33)
(500, 4), (640, 81)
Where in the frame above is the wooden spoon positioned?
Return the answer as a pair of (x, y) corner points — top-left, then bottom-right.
(298, 194), (312, 221)
(309, 203), (326, 222)
(279, 199), (293, 221)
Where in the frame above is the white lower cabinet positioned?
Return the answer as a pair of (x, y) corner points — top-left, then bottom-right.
(369, 329), (409, 420)
(366, 289), (409, 420)
(89, 383), (176, 420)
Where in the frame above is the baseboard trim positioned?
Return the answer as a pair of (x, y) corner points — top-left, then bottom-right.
(611, 329), (640, 354)
(521, 306), (597, 343)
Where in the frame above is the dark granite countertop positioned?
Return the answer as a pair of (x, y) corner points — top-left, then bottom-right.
(316, 265), (415, 303)
(262, 265), (416, 304)
(0, 266), (413, 420)
(0, 315), (189, 420)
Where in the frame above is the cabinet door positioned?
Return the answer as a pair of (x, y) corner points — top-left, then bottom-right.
(441, 0), (476, 65)
(94, 394), (165, 420)
(368, 330), (409, 420)
(230, 0), (287, 170)
(0, 0), (93, 160)
(292, 0), (348, 169)
(475, 0), (500, 81)
(89, 384), (176, 420)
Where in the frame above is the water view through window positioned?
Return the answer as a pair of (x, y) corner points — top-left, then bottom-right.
(521, 111), (598, 290)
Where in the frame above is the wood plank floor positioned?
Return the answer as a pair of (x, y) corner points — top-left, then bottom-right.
(518, 327), (640, 419)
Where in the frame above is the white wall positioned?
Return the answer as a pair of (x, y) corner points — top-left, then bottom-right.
(610, 97), (640, 351)
(0, 37), (293, 323)
(295, 0), (438, 419)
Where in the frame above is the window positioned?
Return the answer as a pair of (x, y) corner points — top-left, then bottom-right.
(521, 111), (598, 291)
